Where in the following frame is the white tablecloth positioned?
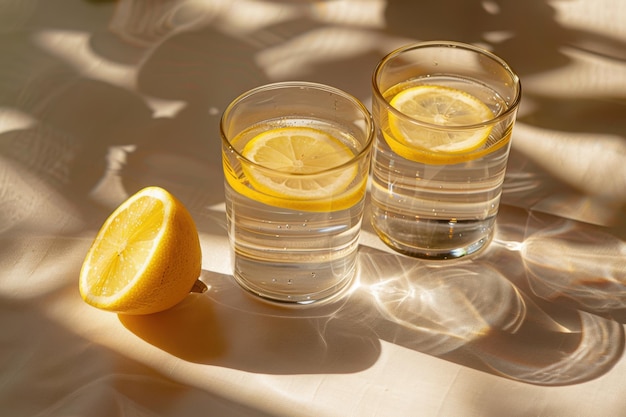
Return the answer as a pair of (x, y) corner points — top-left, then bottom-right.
(1, 1), (625, 416)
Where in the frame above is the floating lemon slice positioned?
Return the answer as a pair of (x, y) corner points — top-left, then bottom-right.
(386, 85), (495, 164)
(227, 126), (363, 212)
(79, 186), (202, 315)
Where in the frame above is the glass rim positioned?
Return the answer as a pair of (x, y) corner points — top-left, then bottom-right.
(220, 81), (375, 176)
(372, 40), (522, 130)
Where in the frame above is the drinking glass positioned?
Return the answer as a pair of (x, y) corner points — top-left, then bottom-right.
(221, 81), (374, 304)
(370, 41), (521, 259)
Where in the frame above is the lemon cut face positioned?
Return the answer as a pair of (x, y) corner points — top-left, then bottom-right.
(231, 126), (363, 211)
(79, 186), (201, 315)
(386, 85), (495, 164)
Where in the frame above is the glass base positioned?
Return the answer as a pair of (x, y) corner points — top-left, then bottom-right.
(371, 217), (495, 260)
(232, 255), (357, 305)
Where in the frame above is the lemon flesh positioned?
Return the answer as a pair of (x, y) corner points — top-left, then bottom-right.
(386, 85), (495, 164)
(229, 126), (363, 211)
(79, 186), (201, 315)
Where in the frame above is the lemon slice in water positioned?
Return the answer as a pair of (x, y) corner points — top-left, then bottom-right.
(386, 85), (495, 164)
(228, 126), (363, 211)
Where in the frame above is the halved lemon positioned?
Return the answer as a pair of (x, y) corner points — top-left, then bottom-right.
(79, 186), (202, 315)
(385, 85), (495, 164)
(227, 126), (364, 211)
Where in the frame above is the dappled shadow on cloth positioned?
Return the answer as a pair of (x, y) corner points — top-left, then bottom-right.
(0, 295), (274, 417)
(3, 0), (624, 393)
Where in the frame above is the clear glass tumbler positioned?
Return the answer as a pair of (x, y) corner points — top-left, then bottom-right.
(221, 82), (374, 304)
(370, 41), (521, 259)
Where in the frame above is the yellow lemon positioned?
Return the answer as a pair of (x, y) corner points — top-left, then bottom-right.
(79, 186), (202, 315)
(227, 126), (364, 211)
(386, 85), (495, 164)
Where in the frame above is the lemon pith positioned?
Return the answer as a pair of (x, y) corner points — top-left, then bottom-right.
(385, 85), (495, 164)
(79, 186), (201, 315)
(226, 126), (364, 211)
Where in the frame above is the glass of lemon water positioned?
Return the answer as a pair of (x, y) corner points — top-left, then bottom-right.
(371, 41), (521, 259)
(221, 82), (374, 304)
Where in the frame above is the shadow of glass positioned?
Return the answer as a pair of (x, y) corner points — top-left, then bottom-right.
(356, 249), (527, 356)
(356, 202), (625, 385)
(521, 210), (626, 321)
(120, 270), (382, 374)
(468, 308), (624, 385)
(355, 244), (624, 386)
(121, 212), (624, 386)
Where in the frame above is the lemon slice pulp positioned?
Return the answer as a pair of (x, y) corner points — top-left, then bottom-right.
(229, 126), (362, 211)
(79, 186), (201, 315)
(386, 85), (495, 164)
